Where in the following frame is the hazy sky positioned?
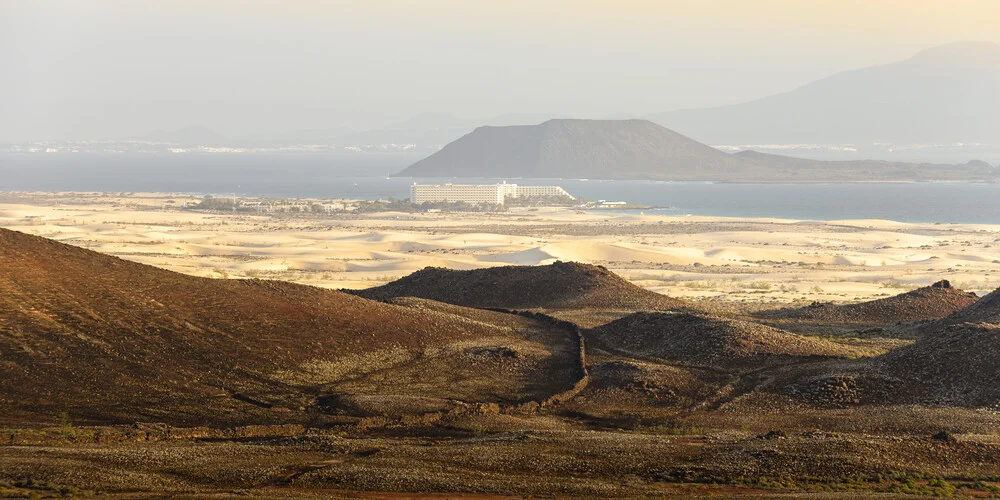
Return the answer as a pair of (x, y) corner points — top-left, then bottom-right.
(2, 0), (998, 141)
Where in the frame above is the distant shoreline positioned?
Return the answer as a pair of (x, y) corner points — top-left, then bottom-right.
(3, 178), (1000, 224)
(398, 177), (1000, 185)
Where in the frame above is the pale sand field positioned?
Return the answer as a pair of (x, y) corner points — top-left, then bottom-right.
(2, 192), (999, 305)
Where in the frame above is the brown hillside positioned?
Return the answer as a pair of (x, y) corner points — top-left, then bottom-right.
(589, 312), (856, 368)
(869, 322), (1000, 407)
(567, 360), (726, 418)
(758, 280), (978, 324)
(351, 261), (687, 311)
(386, 296), (531, 329)
(937, 286), (1000, 325)
(0, 228), (520, 426)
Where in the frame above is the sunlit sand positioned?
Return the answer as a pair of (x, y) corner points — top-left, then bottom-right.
(3, 192), (998, 306)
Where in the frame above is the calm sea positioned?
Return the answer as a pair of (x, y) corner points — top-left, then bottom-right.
(2, 153), (999, 224)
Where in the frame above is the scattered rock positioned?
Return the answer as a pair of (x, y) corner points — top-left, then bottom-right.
(874, 323), (1000, 407)
(758, 430), (787, 440)
(932, 430), (958, 443)
(758, 282), (979, 324)
(792, 376), (862, 408)
(469, 346), (521, 360)
(590, 312), (856, 367)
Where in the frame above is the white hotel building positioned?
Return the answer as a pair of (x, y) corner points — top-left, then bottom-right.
(410, 183), (575, 205)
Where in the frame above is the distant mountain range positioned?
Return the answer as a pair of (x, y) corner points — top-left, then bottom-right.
(396, 119), (998, 182)
(648, 41), (1000, 145)
(125, 42), (1000, 162)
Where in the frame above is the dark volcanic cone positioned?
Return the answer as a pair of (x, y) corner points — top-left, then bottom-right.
(351, 261), (688, 311)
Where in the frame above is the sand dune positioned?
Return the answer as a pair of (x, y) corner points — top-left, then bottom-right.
(482, 242), (716, 266)
(480, 247), (560, 265)
(2, 193), (999, 303)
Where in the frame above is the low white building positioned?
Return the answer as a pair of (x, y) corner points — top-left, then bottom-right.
(511, 185), (575, 199)
(410, 182), (575, 205)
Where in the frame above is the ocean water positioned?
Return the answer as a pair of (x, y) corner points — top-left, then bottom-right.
(2, 153), (999, 224)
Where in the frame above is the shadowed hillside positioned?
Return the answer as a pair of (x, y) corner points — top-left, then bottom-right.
(790, 320), (1000, 409)
(351, 261), (688, 311)
(936, 285), (1000, 325)
(0, 228), (573, 426)
(757, 280), (979, 325)
(871, 323), (1000, 407)
(589, 312), (857, 368)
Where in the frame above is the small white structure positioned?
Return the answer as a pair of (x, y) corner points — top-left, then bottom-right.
(510, 185), (575, 199)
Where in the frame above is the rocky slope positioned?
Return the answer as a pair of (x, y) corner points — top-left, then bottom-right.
(869, 322), (1000, 407)
(936, 285), (1000, 325)
(589, 312), (856, 368)
(0, 228), (518, 426)
(758, 280), (979, 324)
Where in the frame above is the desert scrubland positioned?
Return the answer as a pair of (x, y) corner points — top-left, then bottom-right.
(2, 191), (998, 306)
(6, 192), (1000, 497)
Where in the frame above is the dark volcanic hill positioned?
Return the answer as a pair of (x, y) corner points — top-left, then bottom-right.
(351, 261), (688, 311)
(869, 322), (1000, 407)
(758, 280), (980, 324)
(0, 228), (517, 426)
(936, 285), (1000, 325)
(650, 42), (1000, 145)
(589, 312), (855, 367)
(396, 118), (996, 181)
(396, 118), (762, 180)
